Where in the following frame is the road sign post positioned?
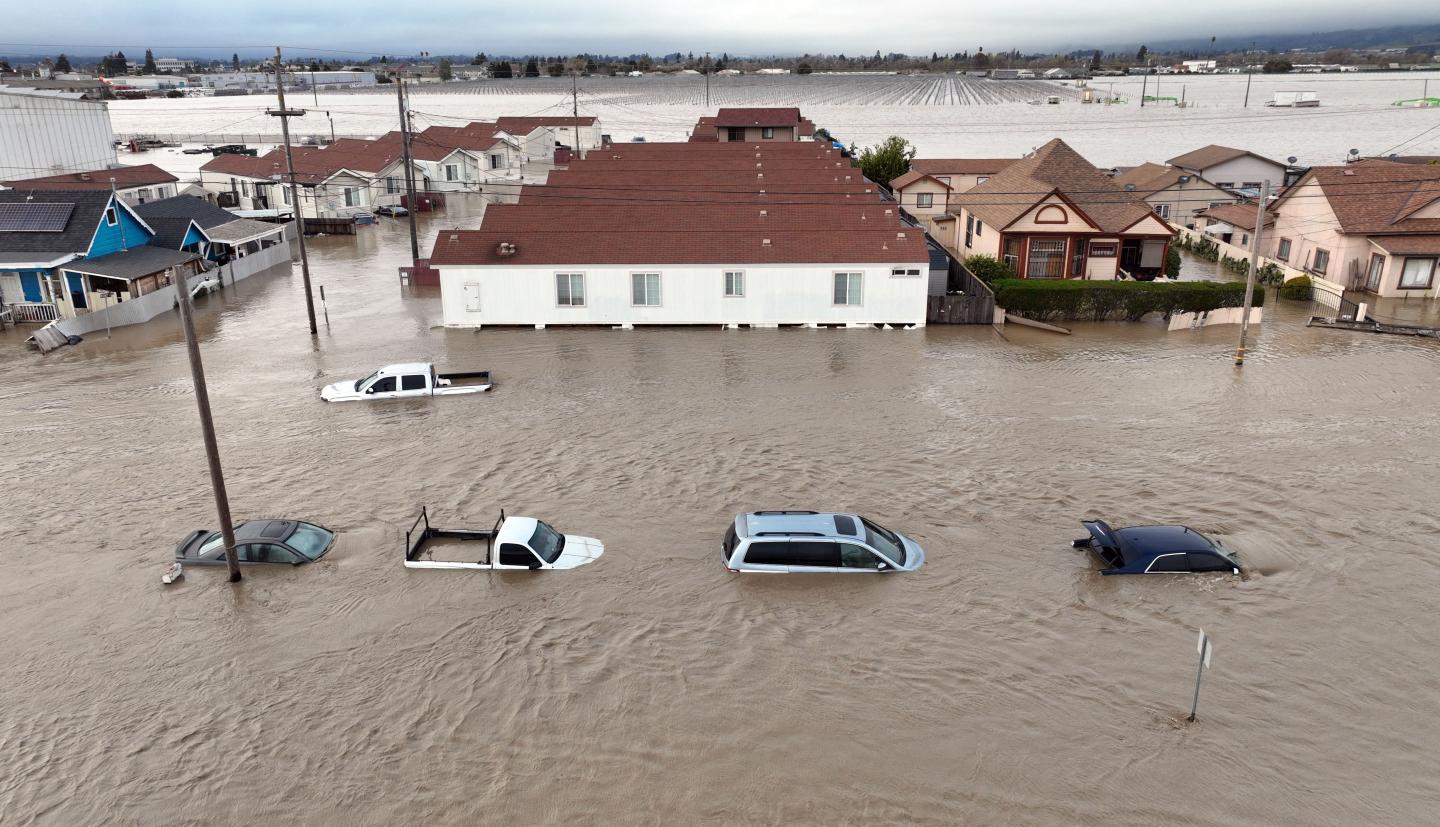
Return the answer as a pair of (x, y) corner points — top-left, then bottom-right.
(1188, 629), (1213, 722)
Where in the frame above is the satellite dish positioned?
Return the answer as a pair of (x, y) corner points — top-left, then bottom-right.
(1178, 175), (1191, 184)
(1349, 148), (1359, 156)
(1287, 156), (1297, 164)
(1124, 183), (1136, 191)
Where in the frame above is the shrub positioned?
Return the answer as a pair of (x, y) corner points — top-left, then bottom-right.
(963, 254), (1012, 284)
(1279, 275), (1312, 301)
(1256, 262), (1286, 287)
(1165, 246), (1181, 278)
(993, 278), (1263, 323)
(165, 89), (184, 98)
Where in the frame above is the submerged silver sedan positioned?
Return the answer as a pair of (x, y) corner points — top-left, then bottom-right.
(721, 510), (925, 573)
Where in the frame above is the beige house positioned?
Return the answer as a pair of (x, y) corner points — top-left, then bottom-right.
(698, 108), (816, 143)
(1195, 202), (1273, 248)
(1268, 161), (1440, 298)
(1111, 162), (1237, 228)
(1167, 145), (1289, 196)
(946, 139), (1175, 280)
(887, 170), (953, 229)
(908, 158), (1015, 193)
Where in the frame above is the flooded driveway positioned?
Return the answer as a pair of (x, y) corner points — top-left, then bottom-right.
(1, 198), (1437, 825)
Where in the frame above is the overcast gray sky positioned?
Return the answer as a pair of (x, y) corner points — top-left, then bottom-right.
(4, 2), (1432, 57)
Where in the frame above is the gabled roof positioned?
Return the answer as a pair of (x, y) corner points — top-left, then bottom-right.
(65, 245), (200, 281)
(909, 158), (1016, 176)
(494, 115), (597, 131)
(947, 138), (1158, 234)
(1, 163), (176, 191)
(0, 189), (116, 255)
(1368, 235), (1440, 255)
(1166, 144), (1284, 172)
(133, 195), (243, 229)
(713, 107), (803, 127)
(889, 170), (951, 190)
(1111, 162), (1192, 195)
(1198, 202), (1272, 231)
(1274, 162), (1440, 235)
(202, 143), (404, 184)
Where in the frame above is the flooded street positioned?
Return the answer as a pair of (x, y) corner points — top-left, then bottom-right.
(2, 197), (1439, 825)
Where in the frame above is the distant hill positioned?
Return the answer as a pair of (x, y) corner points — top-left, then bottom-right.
(1141, 23), (1440, 54)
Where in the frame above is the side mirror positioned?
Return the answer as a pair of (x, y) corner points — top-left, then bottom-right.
(876, 562), (887, 570)
(364, 387), (374, 394)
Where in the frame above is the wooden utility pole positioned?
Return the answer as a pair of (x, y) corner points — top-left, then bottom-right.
(704, 51), (711, 108)
(269, 47), (318, 335)
(1243, 42), (1255, 107)
(1234, 179), (1271, 367)
(396, 78), (421, 261)
(174, 263), (241, 582)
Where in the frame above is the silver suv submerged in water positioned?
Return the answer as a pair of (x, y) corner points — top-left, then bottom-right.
(722, 510), (925, 573)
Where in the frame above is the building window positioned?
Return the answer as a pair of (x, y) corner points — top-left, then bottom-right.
(386, 176), (400, 194)
(490, 154), (503, 170)
(1241, 181), (1262, 191)
(1216, 182), (1234, 189)
(1088, 242), (1117, 257)
(555, 273), (585, 306)
(631, 272), (661, 306)
(282, 188), (292, 205)
(445, 164), (459, 181)
(724, 270), (744, 297)
(241, 181), (250, 197)
(916, 192), (934, 209)
(1153, 203), (1170, 219)
(136, 188), (151, 203)
(891, 267), (921, 277)
(975, 220), (983, 236)
(833, 272), (863, 305)
(105, 207), (118, 226)
(977, 176), (989, 185)
(726, 127), (744, 141)
(1276, 238), (1292, 260)
(1311, 248), (1330, 276)
(344, 187), (360, 207)
(936, 176), (951, 185)
(1399, 257), (1436, 289)
(762, 127), (774, 139)
(965, 215), (974, 247)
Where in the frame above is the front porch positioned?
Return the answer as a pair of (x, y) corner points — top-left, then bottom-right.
(1000, 233), (1170, 280)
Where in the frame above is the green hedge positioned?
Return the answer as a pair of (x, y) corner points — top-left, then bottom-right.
(1279, 275), (1312, 301)
(992, 278), (1264, 322)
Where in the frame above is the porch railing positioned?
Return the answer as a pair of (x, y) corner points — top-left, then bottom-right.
(7, 302), (60, 323)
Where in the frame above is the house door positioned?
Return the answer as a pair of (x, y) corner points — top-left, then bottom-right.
(1119, 240), (1143, 272)
(66, 273), (88, 309)
(1026, 239), (1066, 278)
(1365, 253), (1384, 292)
(463, 282), (481, 313)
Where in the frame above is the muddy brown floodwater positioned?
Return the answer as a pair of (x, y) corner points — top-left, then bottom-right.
(2, 198), (1438, 826)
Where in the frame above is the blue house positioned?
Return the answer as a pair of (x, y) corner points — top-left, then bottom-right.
(0, 189), (200, 322)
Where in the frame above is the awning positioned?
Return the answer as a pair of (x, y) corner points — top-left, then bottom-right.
(205, 217), (285, 245)
(63, 247), (200, 282)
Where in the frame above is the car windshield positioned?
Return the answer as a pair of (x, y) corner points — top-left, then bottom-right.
(286, 523), (335, 560)
(196, 531), (225, 558)
(354, 370), (380, 392)
(860, 517), (906, 566)
(529, 521), (565, 564)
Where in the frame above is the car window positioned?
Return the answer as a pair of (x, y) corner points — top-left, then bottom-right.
(499, 543), (538, 568)
(369, 376), (396, 393)
(287, 524), (334, 559)
(1147, 553), (1188, 573)
(238, 543), (298, 563)
(838, 543), (882, 569)
(723, 524), (738, 564)
(1187, 552), (1232, 572)
(787, 541), (840, 568)
(196, 532), (226, 559)
(860, 518), (906, 565)
(401, 375), (426, 391)
(742, 541), (791, 566)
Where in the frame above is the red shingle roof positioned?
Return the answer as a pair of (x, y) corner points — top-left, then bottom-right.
(494, 116), (597, 131)
(1166, 144), (1283, 172)
(477, 202), (903, 233)
(908, 158), (1016, 176)
(889, 170), (951, 190)
(713, 107), (803, 127)
(1198, 203), (1272, 231)
(2, 163), (177, 189)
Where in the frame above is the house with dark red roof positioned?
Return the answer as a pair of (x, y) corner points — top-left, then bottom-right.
(2, 164), (179, 206)
(1268, 161), (1440, 298)
(427, 125), (934, 328)
(701, 108), (816, 143)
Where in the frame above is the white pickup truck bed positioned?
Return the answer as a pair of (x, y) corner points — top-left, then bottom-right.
(321, 362), (492, 401)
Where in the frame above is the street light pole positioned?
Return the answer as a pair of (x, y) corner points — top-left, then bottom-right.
(173, 263), (241, 582)
(1234, 179), (1271, 367)
(270, 46), (318, 335)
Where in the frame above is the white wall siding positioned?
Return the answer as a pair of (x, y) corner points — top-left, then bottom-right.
(437, 263), (929, 327)
(0, 89), (116, 179)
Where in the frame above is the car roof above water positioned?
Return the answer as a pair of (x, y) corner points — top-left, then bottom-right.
(742, 511), (864, 540)
(1114, 525), (1218, 559)
(379, 362), (432, 375)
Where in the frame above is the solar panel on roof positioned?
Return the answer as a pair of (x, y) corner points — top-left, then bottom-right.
(0, 202), (77, 232)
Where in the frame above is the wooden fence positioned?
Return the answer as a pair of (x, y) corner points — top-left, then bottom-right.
(926, 259), (996, 324)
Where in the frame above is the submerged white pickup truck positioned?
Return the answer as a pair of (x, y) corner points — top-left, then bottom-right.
(321, 362), (491, 402)
(403, 507), (604, 570)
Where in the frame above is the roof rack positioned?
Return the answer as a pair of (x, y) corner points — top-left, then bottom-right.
(755, 531), (824, 537)
(754, 510), (819, 515)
